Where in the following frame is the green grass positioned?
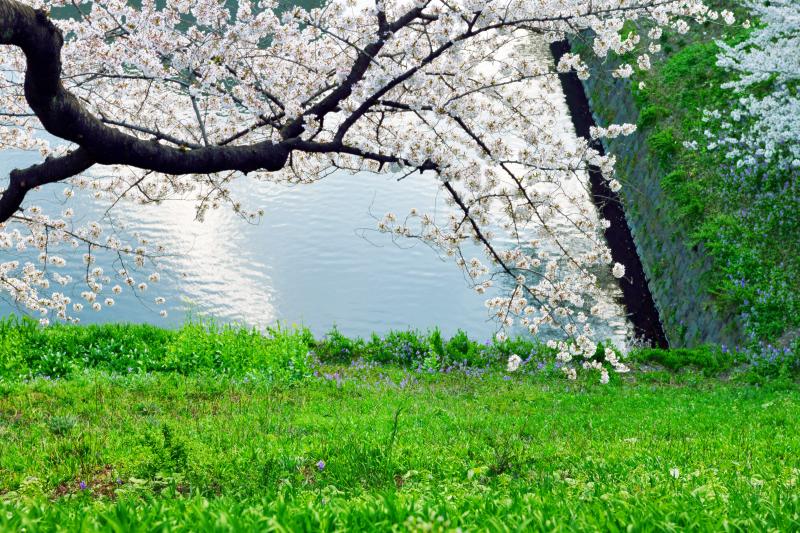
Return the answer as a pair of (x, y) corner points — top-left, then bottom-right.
(1, 367), (800, 531)
(0, 319), (799, 530)
(2, 317), (799, 382)
(0, 316), (595, 381)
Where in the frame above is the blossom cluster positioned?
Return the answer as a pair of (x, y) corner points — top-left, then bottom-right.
(712, 0), (800, 169)
(0, 201), (167, 324)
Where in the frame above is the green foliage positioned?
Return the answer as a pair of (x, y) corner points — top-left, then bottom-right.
(142, 424), (190, 477)
(489, 335), (547, 361)
(3, 319), (799, 383)
(660, 170), (706, 223)
(2, 319), (536, 378)
(444, 329), (486, 365)
(326, 328), (503, 369)
(367, 329), (431, 366)
(616, 3), (800, 343)
(630, 345), (735, 375)
(0, 316), (314, 383)
(659, 41), (728, 109)
(631, 341), (800, 382)
(314, 326), (366, 363)
(647, 129), (679, 165)
(636, 105), (667, 128)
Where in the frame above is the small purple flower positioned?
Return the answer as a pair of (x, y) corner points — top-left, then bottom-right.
(316, 460), (326, 471)
(79, 481), (87, 490)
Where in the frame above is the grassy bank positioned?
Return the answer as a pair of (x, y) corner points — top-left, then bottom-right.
(1, 320), (799, 530)
(2, 365), (800, 530)
(1, 318), (799, 383)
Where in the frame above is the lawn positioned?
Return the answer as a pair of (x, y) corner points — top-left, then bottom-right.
(1, 363), (799, 531)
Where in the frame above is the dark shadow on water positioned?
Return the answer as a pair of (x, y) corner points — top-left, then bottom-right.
(550, 40), (669, 348)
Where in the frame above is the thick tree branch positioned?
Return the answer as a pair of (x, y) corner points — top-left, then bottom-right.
(0, 147), (94, 221)
(0, 0), (290, 221)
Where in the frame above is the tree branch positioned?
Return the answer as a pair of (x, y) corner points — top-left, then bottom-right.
(0, 148), (94, 221)
(0, 0), (290, 221)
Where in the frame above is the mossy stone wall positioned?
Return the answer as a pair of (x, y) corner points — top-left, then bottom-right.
(578, 61), (744, 347)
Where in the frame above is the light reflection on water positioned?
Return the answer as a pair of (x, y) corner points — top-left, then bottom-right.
(0, 38), (631, 344)
(1, 147), (502, 337)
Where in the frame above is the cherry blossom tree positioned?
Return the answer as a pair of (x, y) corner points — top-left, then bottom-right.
(714, 0), (800, 169)
(1, 0), (718, 377)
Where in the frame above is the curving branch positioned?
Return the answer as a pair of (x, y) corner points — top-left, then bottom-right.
(0, 0), (437, 223)
(0, 0), (684, 227)
(0, 0), (290, 220)
(0, 147), (93, 221)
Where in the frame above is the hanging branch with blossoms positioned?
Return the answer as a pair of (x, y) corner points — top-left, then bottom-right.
(0, 0), (723, 378)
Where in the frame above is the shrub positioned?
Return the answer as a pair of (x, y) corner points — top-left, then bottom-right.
(637, 105), (668, 129)
(444, 330), (486, 366)
(647, 129), (679, 165)
(366, 330), (430, 366)
(314, 326), (366, 363)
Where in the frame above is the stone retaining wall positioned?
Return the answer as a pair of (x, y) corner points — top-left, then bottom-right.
(578, 57), (744, 347)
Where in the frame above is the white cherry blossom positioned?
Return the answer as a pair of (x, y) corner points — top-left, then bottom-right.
(0, 0), (714, 377)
